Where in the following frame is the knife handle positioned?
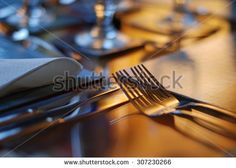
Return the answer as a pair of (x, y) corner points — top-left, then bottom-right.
(178, 109), (236, 137)
(180, 102), (236, 120)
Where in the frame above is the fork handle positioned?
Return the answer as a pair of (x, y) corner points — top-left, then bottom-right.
(180, 102), (236, 119)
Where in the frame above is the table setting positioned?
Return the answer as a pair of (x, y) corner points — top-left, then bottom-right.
(0, 0), (235, 158)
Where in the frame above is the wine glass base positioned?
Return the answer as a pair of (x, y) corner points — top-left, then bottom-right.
(6, 7), (56, 32)
(160, 13), (199, 33)
(128, 11), (219, 39)
(75, 31), (129, 51)
(71, 30), (145, 57)
(6, 9), (55, 31)
(5, 5), (82, 33)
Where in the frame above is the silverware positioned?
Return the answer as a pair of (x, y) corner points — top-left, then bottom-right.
(0, 90), (128, 144)
(0, 87), (120, 132)
(112, 64), (236, 136)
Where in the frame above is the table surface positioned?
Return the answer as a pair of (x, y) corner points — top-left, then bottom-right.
(1, 1), (236, 157)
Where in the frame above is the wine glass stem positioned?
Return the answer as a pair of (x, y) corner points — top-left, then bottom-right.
(94, 0), (116, 33)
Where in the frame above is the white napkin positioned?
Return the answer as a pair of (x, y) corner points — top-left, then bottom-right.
(0, 58), (83, 97)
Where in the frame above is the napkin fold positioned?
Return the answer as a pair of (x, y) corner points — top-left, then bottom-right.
(0, 58), (83, 98)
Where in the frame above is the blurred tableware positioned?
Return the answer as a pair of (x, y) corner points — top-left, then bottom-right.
(74, 0), (129, 54)
(156, 0), (208, 33)
(1, 17), (66, 58)
(0, 34), (58, 59)
(1, 0), (86, 58)
(0, 101), (128, 145)
(5, 0), (80, 33)
(0, 0), (22, 19)
(168, 0), (198, 30)
(0, 87), (120, 132)
(6, 0), (54, 32)
(54, 31), (146, 58)
(124, 1), (221, 41)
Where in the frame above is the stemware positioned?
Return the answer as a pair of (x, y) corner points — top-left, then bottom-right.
(75, 0), (128, 51)
(0, 1), (64, 58)
(6, 0), (55, 32)
(0, 0), (22, 19)
(160, 0), (200, 33)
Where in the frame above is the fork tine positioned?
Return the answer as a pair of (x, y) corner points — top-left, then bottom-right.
(113, 66), (174, 117)
(133, 66), (149, 85)
(118, 70), (152, 107)
(139, 64), (171, 98)
(130, 67), (161, 103)
(128, 68), (151, 96)
(112, 72), (148, 111)
(133, 65), (168, 101)
(117, 71), (139, 98)
(140, 64), (169, 91)
(113, 72), (139, 106)
(135, 66), (154, 86)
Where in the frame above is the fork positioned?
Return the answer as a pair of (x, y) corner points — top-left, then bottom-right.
(112, 64), (236, 136)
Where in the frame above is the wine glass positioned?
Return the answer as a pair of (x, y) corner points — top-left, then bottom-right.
(161, 0), (199, 33)
(6, 0), (55, 32)
(74, 0), (128, 51)
(2, 1), (64, 58)
(0, 0), (22, 19)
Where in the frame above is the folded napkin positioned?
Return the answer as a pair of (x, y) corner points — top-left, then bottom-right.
(0, 58), (83, 98)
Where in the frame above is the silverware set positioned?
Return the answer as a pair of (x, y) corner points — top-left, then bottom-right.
(1, 63), (236, 143)
(0, 79), (122, 142)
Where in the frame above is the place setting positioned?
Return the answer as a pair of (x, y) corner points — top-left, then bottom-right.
(0, 0), (235, 161)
